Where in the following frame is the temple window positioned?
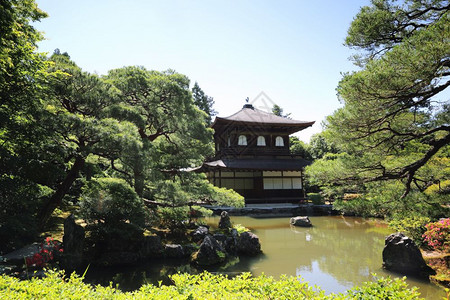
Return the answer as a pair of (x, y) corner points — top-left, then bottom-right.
(238, 135), (247, 146)
(257, 136), (266, 146)
(275, 136), (284, 147)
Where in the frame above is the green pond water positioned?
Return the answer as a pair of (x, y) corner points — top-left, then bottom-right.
(85, 216), (445, 299)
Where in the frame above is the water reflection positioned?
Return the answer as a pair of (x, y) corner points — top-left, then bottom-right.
(84, 216), (445, 299)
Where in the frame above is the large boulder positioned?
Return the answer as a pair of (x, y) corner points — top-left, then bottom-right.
(219, 211), (232, 230)
(192, 225), (209, 242)
(164, 244), (185, 258)
(382, 232), (435, 277)
(192, 235), (226, 266)
(237, 231), (261, 256)
(224, 228), (239, 255)
(140, 235), (163, 258)
(62, 214), (85, 270)
(290, 216), (312, 227)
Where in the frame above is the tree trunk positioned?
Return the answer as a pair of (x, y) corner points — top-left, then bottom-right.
(38, 155), (85, 230)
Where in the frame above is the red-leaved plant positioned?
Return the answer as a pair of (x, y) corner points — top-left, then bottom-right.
(422, 218), (450, 253)
(25, 237), (63, 268)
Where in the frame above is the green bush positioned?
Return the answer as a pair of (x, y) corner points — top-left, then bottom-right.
(0, 176), (51, 253)
(346, 275), (421, 300)
(308, 193), (325, 205)
(158, 206), (190, 229)
(233, 224), (249, 234)
(79, 177), (146, 228)
(0, 270), (423, 299)
(388, 216), (430, 246)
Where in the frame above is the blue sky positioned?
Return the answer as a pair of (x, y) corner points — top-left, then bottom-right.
(34, 0), (371, 142)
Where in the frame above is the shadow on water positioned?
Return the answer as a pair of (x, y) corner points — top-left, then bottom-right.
(83, 216), (445, 299)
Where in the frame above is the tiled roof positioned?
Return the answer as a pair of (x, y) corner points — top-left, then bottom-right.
(212, 104), (315, 128)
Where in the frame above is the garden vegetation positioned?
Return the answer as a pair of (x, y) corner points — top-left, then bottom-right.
(0, 270), (423, 300)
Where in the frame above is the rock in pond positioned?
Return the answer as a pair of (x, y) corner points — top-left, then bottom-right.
(290, 216), (312, 227)
(219, 211), (232, 230)
(164, 244), (185, 258)
(192, 235), (226, 266)
(192, 225), (209, 242)
(62, 214), (85, 270)
(140, 235), (163, 258)
(237, 231), (261, 256)
(382, 232), (435, 277)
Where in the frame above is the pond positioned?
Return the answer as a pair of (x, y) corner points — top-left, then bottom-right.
(84, 216), (445, 299)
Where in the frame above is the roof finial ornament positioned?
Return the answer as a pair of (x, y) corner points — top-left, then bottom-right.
(245, 97), (249, 103)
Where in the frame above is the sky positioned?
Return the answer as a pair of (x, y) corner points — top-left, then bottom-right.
(34, 0), (371, 142)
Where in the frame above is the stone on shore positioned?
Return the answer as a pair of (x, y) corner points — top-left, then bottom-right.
(382, 232), (435, 277)
(62, 214), (85, 270)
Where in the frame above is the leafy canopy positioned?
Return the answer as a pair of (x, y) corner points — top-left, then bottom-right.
(309, 0), (449, 198)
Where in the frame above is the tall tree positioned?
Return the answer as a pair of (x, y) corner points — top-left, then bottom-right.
(309, 132), (340, 160)
(0, 0), (50, 250)
(105, 67), (213, 196)
(37, 53), (141, 227)
(272, 104), (291, 118)
(289, 136), (312, 160)
(320, 0), (449, 198)
(192, 82), (217, 124)
(104, 67), (243, 214)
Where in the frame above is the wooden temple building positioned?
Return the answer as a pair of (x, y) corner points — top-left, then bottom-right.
(201, 103), (315, 204)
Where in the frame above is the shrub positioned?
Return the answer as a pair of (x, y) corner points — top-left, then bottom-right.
(158, 206), (190, 229)
(388, 216), (430, 246)
(79, 178), (147, 250)
(0, 176), (52, 254)
(346, 275), (421, 300)
(422, 218), (450, 253)
(79, 177), (146, 228)
(0, 270), (423, 299)
(25, 237), (63, 268)
(233, 224), (249, 234)
(308, 193), (324, 205)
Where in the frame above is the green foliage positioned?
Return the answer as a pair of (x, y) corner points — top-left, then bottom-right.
(332, 180), (449, 218)
(290, 136), (312, 160)
(208, 185), (245, 208)
(192, 82), (217, 125)
(272, 104), (291, 118)
(0, 176), (51, 253)
(306, 153), (361, 201)
(345, 275), (421, 300)
(309, 132), (339, 160)
(0, 270), (423, 299)
(0, 0), (55, 246)
(215, 250), (226, 259)
(389, 216), (430, 246)
(308, 193), (325, 205)
(0, 0), (47, 107)
(233, 224), (249, 234)
(423, 218), (450, 252)
(307, 1), (450, 219)
(158, 207), (191, 229)
(79, 177), (146, 228)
